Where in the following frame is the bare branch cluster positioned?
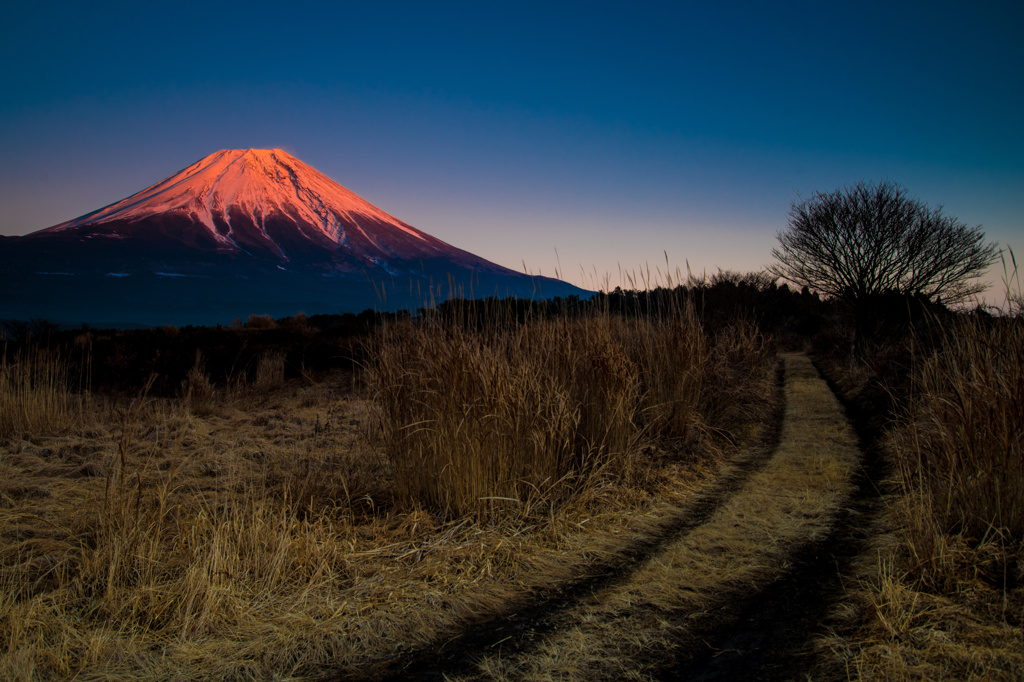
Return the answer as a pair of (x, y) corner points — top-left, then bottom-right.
(769, 181), (999, 305)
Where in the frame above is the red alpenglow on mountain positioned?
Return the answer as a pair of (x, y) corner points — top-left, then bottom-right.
(42, 148), (510, 273)
(1, 149), (589, 326)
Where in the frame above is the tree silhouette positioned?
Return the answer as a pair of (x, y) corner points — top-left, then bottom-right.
(769, 181), (998, 351)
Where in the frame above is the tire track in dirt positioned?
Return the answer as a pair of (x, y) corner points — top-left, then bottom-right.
(656, 356), (887, 681)
(339, 364), (788, 681)
(453, 353), (862, 681)
(341, 353), (865, 681)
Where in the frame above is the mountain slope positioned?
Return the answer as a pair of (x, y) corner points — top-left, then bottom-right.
(37, 149), (519, 274)
(1, 149), (590, 326)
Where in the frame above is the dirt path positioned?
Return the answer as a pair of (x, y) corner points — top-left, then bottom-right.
(343, 353), (867, 680)
(659, 356), (887, 681)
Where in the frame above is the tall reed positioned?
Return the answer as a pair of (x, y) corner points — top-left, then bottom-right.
(367, 313), (642, 519)
(616, 300), (773, 444)
(621, 302), (708, 441)
(0, 347), (75, 437)
(254, 351), (287, 392)
(182, 352), (216, 416)
(365, 295), (775, 519)
(890, 313), (1024, 587)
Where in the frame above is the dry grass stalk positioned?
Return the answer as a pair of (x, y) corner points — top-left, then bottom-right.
(254, 351), (287, 392)
(615, 303), (773, 445)
(819, 508), (1024, 681)
(366, 298), (774, 520)
(1, 302), (780, 679)
(0, 347), (76, 438)
(182, 352), (216, 416)
(367, 314), (644, 519)
(891, 313), (1023, 590)
(620, 303), (708, 441)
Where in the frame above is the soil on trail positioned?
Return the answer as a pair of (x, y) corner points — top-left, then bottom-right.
(357, 385), (787, 681)
(660, 357), (887, 682)
(338, 353), (872, 681)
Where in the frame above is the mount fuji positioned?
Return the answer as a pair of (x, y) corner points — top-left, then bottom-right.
(0, 149), (591, 326)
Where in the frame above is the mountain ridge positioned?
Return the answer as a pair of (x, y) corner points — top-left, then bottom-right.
(33, 149), (509, 273)
(1, 149), (591, 327)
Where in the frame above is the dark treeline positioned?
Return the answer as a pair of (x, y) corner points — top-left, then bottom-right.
(1, 271), (966, 397)
(428, 271), (951, 349)
(1, 312), (380, 396)
(426, 272), (826, 336)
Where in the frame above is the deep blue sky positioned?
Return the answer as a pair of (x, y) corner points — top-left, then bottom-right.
(2, 1), (1021, 295)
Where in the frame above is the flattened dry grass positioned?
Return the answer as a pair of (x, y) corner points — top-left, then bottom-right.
(0, 307), (778, 680)
(1, 379), (382, 679)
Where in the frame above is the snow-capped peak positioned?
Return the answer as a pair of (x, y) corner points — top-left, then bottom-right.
(48, 148), (431, 248)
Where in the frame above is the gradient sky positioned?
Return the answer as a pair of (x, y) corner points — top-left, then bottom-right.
(2, 1), (1021, 298)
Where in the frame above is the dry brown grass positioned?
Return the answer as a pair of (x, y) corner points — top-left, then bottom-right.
(253, 351), (287, 393)
(0, 348), (78, 438)
(621, 303), (707, 441)
(366, 303), (774, 521)
(182, 353), (216, 417)
(367, 315), (643, 520)
(820, 504), (1024, 681)
(816, 296), (1024, 680)
(0, 307), (778, 680)
(893, 314), (1024, 584)
(0, 391), (722, 680)
(876, 312), (1024, 679)
(455, 353), (858, 679)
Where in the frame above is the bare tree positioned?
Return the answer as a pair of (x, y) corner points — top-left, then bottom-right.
(769, 181), (999, 349)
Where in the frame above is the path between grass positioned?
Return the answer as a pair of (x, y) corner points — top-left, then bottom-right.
(356, 353), (864, 680)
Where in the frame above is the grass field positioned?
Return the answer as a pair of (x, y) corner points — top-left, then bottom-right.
(818, 308), (1024, 680)
(1, 284), (1021, 680)
(0, 302), (778, 679)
